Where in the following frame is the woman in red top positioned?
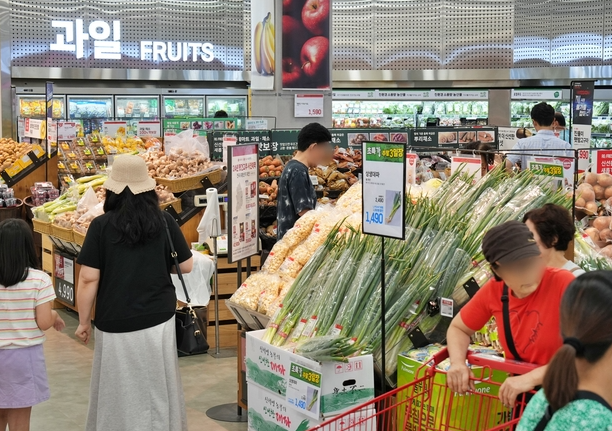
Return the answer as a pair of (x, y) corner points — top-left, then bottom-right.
(446, 221), (576, 407)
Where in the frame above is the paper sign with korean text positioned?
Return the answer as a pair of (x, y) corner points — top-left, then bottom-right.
(362, 142), (406, 239)
(23, 118), (46, 139)
(572, 123), (592, 172)
(103, 121), (127, 137)
(286, 362), (321, 419)
(294, 94), (324, 118)
(451, 156), (483, 181)
(137, 121), (161, 138)
(596, 150), (612, 175)
(56, 122), (78, 141)
(528, 157), (575, 189)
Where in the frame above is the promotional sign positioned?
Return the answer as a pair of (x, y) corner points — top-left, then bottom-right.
(56, 122), (78, 141)
(451, 156), (483, 180)
(54, 253), (75, 306)
(222, 135), (238, 164)
(294, 94), (324, 118)
(46, 82), (55, 151)
(137, 121), (161, 138)
(362, 142), (406, 240)
(246, 119), (269, 130)
(227, 144), (259, 263)
(23, 118), (46, 139)
(410, 128), (497, 149)
(102, 121), (127, 137)
(527, 157), (575, 189)
(497, 127), (521, 151)
(251, 0), (275, 90)
(282, 0), (330, 89)
(596, 150), (612, 174)
(571, 81), (595, 172)
(511, 89), (563, 100)
(286, 363), (321, 419)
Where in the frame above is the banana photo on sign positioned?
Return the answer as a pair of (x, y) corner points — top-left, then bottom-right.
(251, 0), (275, 90)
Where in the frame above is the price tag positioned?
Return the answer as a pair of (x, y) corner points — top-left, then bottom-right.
(528, 157), (575, 189)
(440, 298), (454, 318)
(294, 94), (324, 118)
(245, 119), (268, 130)
(47, 118), (56, 143)
(57, 122), (77, 141)
(406, 153), (418, 186)
(286, 362), (321, 419)
(309, 175), (319, 186)
(137, 121), (161, 138)
(362, 141), (406, 239)
(451, 156), (483, 180)
(53, 254), (75, 306)
(23, 118), (46, 139)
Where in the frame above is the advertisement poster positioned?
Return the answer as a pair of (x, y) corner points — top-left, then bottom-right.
(596, 150), (612, 174)
(228, 144), (259, 263)
(282, 0), (330, 89)
(362, 142), (406, 239)
(571, 81), (595, 172)
(251, 0), (275, 90)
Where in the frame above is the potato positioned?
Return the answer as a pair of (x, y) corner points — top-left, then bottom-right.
(599, 173), (612, 188)
(579, 188), (596, 202)
(585, 172), (599, 186)
(594, 184), (606, 200)
(605, 186), (612, 200)
(585, 201), (598, 215)
(600, 228), (612, 242)
(593, 216), (611, 232)
(600, 245), (612, 259)
(575, 197), (586, 208)
(586, 227), (601, 243)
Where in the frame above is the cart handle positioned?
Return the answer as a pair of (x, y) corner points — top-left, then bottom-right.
(428, 347), (540, 376)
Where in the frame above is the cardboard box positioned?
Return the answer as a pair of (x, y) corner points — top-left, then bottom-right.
(396, 354), (511, 431)
(246, 330), (375, 419)
(248, 384), (376, 431)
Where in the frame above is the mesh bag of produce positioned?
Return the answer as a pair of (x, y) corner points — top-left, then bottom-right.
(261, 240), (293, 274)
(280, 209), (321, 248)
(229, 272), (269, 311)
(257, 274), (283, 316)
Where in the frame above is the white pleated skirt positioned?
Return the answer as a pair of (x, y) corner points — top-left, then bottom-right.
(86, 317), (188, 431)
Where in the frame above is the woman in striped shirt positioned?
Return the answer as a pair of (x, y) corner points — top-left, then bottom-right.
(0, 218), (65, 431)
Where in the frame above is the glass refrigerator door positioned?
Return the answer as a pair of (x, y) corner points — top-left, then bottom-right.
(163, 96), (204, 118)
(115, 96), (160, 119)
(68, 96), (113, 119)
(18, 95), (65, 119)
(206, 96), (247, 117)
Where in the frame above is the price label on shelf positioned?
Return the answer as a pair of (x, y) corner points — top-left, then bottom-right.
(56, 122), (77, 141)
(294, 94), (324, 118)
(53, 254), (75, 306)
(137, 121), (161, 138)
(103, 121), (127, 137)
(528, 157), (574, 189)
(286, 362), (321, 420)
(362, 141), (406, 239)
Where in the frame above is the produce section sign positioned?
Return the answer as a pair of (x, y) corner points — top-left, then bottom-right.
(227, 143), (259, 263)
(282, 0), (330, 89)
(137, 121), (161, 138)
(23, 118), (46, 140)
(294, 94), (324, 118)
(102, 121), (127, 137)
(271, 130), (299, 155)
(56, 122), (78, 141)
(596, 151), (612, 174)
(527, 157), (575, 189)
(497, 127), (520, 151)
(409, 128), (498, 149)
(251, 0), (275, 90)
(362, 142), (406, 240)
(511, 89), (562, 100)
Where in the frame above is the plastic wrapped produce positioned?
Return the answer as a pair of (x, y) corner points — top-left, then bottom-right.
(261, 240), (293, 274)
(257, 274), (283, 316)
(280, 210), (321, 247)
(230, 272), (269, 311)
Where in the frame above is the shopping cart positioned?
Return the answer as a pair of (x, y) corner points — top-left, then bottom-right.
(307, 348), (539, 431)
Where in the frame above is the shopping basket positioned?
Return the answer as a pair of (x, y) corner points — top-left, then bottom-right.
(307, 348), (539, 431)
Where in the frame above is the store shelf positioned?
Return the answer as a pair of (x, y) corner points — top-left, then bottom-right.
(0, 150), (49, 187)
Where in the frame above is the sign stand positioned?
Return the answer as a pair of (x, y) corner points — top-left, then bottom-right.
(361, 141), (406, 392)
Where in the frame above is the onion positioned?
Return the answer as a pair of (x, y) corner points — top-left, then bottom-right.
(578, 183), (594, 191)
(575, 197), (586, 208)
(599, 173), (612, 188)
(605, 186), (612, 199)
(585, 201), (598, 215)
(600, 245), (612, 259)
(585, 172), (599, 186)
(594, 184), (605, 200)
(579, 188), (596, 202)
(586, 227), (601, 242)
(600, 228), (612, 242)
(593, 216), (611, 231)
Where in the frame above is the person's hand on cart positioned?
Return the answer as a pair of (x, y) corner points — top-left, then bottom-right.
(447, 361), (475, 394)
(499, 373), (538, 408)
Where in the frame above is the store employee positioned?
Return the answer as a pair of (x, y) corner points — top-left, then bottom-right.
(277, 123), (332, 240)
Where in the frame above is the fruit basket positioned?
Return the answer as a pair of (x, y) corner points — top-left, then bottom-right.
(32, 218), (52, 235)
(155, 167), (225, 193)
(72, 229), (87, 246)
(51, 224), (74, 242)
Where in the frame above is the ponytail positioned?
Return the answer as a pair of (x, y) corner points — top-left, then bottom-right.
(543, 345), (579, 411)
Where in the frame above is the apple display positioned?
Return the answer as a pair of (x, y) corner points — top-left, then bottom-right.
(282, 15), (308, 59)
(302, 0), (329, 36)
(283, 0), (303, 18)
(300, 36), (329, 86)
(282, 57), (303, 88)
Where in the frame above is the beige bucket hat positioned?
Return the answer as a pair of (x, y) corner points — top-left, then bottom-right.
(104, 155), (156, 195)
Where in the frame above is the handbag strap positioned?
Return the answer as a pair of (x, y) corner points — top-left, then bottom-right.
(501, 283), (523, 362)
(163, 216), (191, 304)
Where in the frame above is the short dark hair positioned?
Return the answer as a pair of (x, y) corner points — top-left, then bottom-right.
(530, 102), (555, 127)
(554, 112), (566, 127)
(0, 218), (39, 287)
(523, 203), (575, 251)
(104, 189), (165, 246)
(297, 123), (332, 152)
(213, 110), (228, 118)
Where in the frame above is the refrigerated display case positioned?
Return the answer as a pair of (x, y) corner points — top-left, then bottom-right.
(68, 96), (113, 119)
(331, 90), (489, 129)
(115, 95), (160, 119)
(163, 96), (204, 119)
(206, 96), (247, 117)
(17, 95), (66, 119)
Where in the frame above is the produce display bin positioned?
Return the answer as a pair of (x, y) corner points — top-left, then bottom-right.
(226, 299), (270, 330)
(155, 167), (225, 193)
(159, 198), (183, 214)
(72, 230), (86, 247)
(51, 224), (74, 243)
(33, 219), (52, 235)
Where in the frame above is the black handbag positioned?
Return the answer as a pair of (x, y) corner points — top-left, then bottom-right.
(163, 218), (210, 356)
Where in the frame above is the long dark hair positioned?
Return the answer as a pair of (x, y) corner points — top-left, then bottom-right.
(0, 218), (39, 287)
(543, 271), (612, 411)
(103, 188), (165, 246)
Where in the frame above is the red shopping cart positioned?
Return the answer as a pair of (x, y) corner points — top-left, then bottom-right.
(307, 348), (539, 431)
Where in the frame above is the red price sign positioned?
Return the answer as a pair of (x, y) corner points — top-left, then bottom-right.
(294, 94), (324, 118)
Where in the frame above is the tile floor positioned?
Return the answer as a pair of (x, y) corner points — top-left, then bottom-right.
(31, 309), (248, 431)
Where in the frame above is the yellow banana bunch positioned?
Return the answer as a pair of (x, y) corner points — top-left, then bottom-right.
(254, 12), (275, 76)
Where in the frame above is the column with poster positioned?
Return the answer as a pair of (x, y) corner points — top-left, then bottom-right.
(282, 0), (330, 89)
(46, 81), (55, 155)
(228, 144), (260, 263)
(251, 0), (275, 90)
(571, 81), (595, 171)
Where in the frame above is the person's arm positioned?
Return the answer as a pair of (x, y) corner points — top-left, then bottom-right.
(35, 302), (65, 331)
(171, 256), (194, 274)
(75, 265), (100, 345)
(499, 366), (547, 408)
(447, 314), (476, 393)
(167, 213), (194, 274)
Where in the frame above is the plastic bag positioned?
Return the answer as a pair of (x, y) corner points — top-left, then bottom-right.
(164, 129), (210, 160)
(230, 272), (269, 311)
(257, 274), (283, 316)
(74, 202), (104, 234)
(77, 186), (99, 213)
(261, 240), (293, 274)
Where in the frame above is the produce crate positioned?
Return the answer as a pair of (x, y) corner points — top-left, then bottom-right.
(51, 224), (74, 242)
(155, 167), (225, 193)
(159, 198), (182, 213)
(33, 218), (52, 235)
(225, 299), (270, 330)
(72, 229), (87, 246)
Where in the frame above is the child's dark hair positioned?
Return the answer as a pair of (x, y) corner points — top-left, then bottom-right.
(0, 218), (40, 287)
(543, 271), (612, 411)
(297, 123), (332, 152)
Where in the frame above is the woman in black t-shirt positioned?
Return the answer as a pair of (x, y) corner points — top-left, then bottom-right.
(75, 155), (193, 431)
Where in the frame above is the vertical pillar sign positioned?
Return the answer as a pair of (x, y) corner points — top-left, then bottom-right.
(251, 0), (275, 90)
(227, 143), (260, 263)
(571, 81), (595, 171)
(46, 81), (55, 155)
(362, 141), (406, 240)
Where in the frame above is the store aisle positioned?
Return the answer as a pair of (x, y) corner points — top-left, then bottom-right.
(31, 309), (247, 431)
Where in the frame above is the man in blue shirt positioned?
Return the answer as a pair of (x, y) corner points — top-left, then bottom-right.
(506, 102), (572, 171)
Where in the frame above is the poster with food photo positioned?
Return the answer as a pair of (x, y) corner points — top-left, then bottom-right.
(370, 133), (389, 142)
(438, 132), (458, 145)
(251, 0), (275, 90)
(282, 0), (330, 89)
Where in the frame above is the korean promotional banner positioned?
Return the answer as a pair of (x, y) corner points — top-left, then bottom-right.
(282, 0), (330, 90)
(251, 0), (276, 90)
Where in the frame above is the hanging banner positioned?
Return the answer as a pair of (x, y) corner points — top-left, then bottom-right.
(227, 143), (259, 263)
(251, 0), (275, 90)
(46, 81), (55, 153)
(362, 142), (406, 240)
(282, 0), (330, 89)
(571, 81), (595, 172)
